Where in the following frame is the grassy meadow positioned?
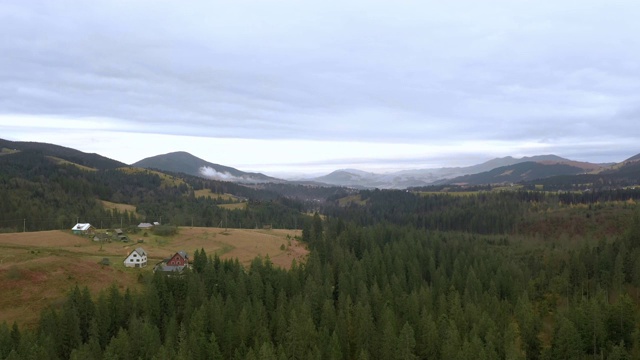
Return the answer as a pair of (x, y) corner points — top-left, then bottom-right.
(0, 227), (306, 328)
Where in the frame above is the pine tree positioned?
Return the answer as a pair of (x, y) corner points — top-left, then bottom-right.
(416, 310), (439, 359)
(58, 304), (82, 359)
(550, 316), (583, 360)
(396, 322), (417, 360)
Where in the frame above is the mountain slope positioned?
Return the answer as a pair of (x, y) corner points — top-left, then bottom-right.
(623, 153), (640, 163)
(437, 162), (587, 185)
(524, 155), (640, 190)
(0, 138), (126, 169)
(132, 151), (280, 183)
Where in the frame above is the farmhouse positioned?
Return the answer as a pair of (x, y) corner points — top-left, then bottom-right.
(124, 247), (148, 268)
(154, 251), (189, 273)
(71, 223), (93, 235)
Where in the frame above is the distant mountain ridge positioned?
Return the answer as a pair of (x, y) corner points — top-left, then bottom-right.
(2, 138), (636, 189)
(132, 151), (280, 183)
(309, 154), (607, 188)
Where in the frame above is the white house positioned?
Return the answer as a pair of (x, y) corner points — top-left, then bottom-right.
(124, 247), (148, 268)
(71, 223), (93, 235)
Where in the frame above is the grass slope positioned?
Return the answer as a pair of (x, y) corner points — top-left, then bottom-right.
(0, 227), (306, 328)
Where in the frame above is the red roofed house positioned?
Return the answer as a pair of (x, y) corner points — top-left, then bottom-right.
(154, 251), (189, 273)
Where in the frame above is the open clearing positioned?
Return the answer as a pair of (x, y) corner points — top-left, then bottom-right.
(100, 200), (137, 214)
(217, 203), (247, 210)
(0, 227), (306, 328)
(194, 189), (242, 201)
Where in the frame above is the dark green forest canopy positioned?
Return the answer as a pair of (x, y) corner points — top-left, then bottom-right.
(323, 188), (640, 238)
(3, 211), (640, 359)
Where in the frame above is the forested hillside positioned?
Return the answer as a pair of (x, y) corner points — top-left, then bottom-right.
(325, 188), (640, 239)
(0, 150), (309, 232)
(0, 139), (126, 170)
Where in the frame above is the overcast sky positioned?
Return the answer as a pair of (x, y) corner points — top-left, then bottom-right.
(1, 0), (639, 176)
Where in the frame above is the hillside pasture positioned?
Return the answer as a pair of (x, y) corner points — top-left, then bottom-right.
(337, 194), (368, 207)
(0, 227), (306, 328)
(118, 167), (186, 188)
(217, 203), (247, 210)
(48, 156), (97, 172)
(100, 199), (138, 214)
(0, 148), (19, 156)
(194, 189), (242, 201)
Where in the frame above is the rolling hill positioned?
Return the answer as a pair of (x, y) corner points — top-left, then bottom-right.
(0, 138), (126, 169)
(132, 151), (280, 183)
(436, 161), (588, 185)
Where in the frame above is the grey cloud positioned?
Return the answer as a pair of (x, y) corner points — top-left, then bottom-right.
(1, 0), (640, 163)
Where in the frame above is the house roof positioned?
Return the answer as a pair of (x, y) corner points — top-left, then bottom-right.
(72, 223), (92, 231)
(133, 247), (147, 256)
(159, 264), (186, 272)
(177, 251), (188, 259)
(138, 223), (154, 228)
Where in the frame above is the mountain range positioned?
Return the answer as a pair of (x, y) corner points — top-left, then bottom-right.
(308, 155), (614, 188)
(2, 138), (639, 189)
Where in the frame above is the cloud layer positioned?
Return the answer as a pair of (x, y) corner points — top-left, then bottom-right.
(1, 0), (639, 173)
